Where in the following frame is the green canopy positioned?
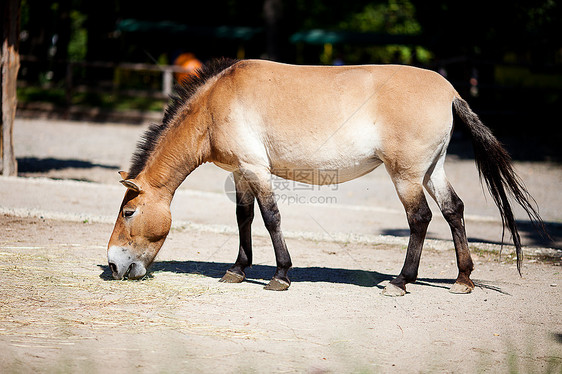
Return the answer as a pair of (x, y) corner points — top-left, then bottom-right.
(117, 19), (262, 41)
(290, 29), (423, 46)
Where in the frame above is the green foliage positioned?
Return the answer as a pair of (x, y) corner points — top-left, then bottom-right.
(18, 86), (68, 107)
(17, 86), (166, 112)
(335, 0), (432, 65)
(68, 10), (88, 61)
(20, 0), (30, 27)
(340, 0), (420, 34)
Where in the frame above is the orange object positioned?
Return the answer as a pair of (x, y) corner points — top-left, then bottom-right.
(173, 53), (202, 82)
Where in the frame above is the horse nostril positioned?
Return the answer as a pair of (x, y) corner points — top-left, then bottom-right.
(124, 263), (134, 278)
(109, 262), (118, 274)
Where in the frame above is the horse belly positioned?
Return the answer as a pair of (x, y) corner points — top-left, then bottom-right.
(270, 122), (383, 185)
(271, 156), (381, 185)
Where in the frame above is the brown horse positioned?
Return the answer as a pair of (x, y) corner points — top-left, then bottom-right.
(107, 58), (542, 296)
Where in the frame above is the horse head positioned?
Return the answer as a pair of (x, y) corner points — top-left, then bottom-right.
(107, 171), (172, 280)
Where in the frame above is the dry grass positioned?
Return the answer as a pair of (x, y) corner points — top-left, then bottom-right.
(0, 244), (256, 348)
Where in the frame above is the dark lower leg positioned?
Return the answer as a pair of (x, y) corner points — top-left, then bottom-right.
(442, 190), (474, 289)
(450, 227), (474, 289)
(258, 197), (292, 290)
(221, 185), (255, 283)
(390, 196), (432, 291)
(229, 199), (255, 275)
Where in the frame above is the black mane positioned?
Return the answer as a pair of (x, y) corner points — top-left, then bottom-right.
(127, 57), (239, 179)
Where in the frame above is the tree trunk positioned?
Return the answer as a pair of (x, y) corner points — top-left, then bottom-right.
(263, 0), (284, 61)
(1, 0), (20, 176)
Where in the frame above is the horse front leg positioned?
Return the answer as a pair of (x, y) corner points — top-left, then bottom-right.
(383, 180), (432, 297)
(220, 172), (255, 283)
(238, 167), (292, 290)
(257, 194), (292, 290)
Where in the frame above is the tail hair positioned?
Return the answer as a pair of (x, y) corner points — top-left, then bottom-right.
(453, 97), (545, 273)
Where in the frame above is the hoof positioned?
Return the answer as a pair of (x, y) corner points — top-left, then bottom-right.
(382, 283), (406, 297)
(219, 270), (245, 283)
(449, 281), (474, 294)
(264, 278), (290, 291)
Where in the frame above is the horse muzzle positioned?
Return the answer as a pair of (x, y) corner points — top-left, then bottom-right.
(107, 246), (147, 280)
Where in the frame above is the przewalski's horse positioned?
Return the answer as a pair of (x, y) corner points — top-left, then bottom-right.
(107, 58), (542, 296)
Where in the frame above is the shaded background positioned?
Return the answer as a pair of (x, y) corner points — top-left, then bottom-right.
(16, 0), (562, 161)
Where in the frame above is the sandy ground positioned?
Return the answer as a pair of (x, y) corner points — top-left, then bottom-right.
(0, 215), (560, 373)
(0, 118), (561, 373)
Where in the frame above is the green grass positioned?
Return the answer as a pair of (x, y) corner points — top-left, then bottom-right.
(17, 86), (166, 112)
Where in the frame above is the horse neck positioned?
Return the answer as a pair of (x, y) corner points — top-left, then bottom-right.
(141, 114), (211, 196)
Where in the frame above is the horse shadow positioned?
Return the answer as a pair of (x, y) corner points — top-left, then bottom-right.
(382, 220), (562, 250)
(98, 261), (393, 287)
(98, 260), (507, 294)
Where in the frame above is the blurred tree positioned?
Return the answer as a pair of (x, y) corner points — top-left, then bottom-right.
(264, 0), (284, 60)
(50, 0), (71, 80)
(17, 0), (562, 67)
(341, 0), (420, 34)
(19, 0), (51, 81)
(412, 0), (561, 66)
(292, 0), (366, 29)
(336, 0), (430, 64)
(1, 0), (20, 176)
(84, 0), (118, 62)
(67, 9), (87, 61)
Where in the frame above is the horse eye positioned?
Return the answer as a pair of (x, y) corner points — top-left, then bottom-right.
(123, 209), (136, 218)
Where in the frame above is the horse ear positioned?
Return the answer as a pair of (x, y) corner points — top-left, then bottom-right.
(118, 170), (129, 180)
(120, 179), (143, 193)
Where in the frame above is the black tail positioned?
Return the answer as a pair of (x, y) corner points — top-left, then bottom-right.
(453, 97), (544, 273)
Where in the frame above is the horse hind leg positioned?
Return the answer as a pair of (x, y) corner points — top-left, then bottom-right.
(220, 171), (255, 284)
(424, 165), (475, 294)
(382, 177), (432, 296)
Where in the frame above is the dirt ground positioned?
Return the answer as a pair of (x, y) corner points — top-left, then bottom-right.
(0, 213), (560, 373)
(0, 118), (561, 373)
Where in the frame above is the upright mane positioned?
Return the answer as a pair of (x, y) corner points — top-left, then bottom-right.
(127, 57), (239, 179)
